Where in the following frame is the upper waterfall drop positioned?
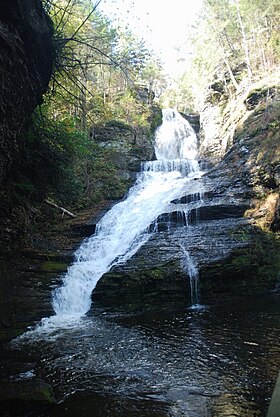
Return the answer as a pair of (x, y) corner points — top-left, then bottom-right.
(155, 108), (198, 161)
(48, 108), (202, 320)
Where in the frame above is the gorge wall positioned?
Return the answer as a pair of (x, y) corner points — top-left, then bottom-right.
(0, 0), (279, 323)
(0, 0), (53, 183)
(199, 76), (280, 231)
(0, 0), (53, 252)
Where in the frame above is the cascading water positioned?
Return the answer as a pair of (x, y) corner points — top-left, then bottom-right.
(180, 244), (200, 305)
(155, 108), (198, 162)
(52, 108), (202, 319)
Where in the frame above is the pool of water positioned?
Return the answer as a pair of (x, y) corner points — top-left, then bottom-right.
(2, 295), (280, 417)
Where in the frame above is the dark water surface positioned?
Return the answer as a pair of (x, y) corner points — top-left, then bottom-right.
(1, 295), (280, 417)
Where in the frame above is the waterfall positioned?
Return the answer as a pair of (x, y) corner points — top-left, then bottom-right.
(52, 108), (202, 318)
(180, 245), (200, 305)
(155, 108), (198, 163)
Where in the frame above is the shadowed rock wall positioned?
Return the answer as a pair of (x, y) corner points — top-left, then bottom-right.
(0, 0), (53, 182)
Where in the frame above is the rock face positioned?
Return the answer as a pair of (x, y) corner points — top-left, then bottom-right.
(181, 113), (200, 134)
(93, 182), (279, 313)
(0, 0), (53, 182)
(93, 119), (156, 181)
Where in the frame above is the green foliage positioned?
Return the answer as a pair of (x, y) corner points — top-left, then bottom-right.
(160, 71), (195, 113)
(79, 146), (130, 208)
(6, 1), (164, 217)
(108, 90), (150, 128)
(44, 0), (166, 131)
(8, 109), (132, 210)
(184, 0), (280, 105)
(11, 111), (90, 205)
(149, 106), (163, 134)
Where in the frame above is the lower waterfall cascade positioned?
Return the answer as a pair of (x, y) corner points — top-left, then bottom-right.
(51, 108), (204, 319)
(7, 110), (280, 417)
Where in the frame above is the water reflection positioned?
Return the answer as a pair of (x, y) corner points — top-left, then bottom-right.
(5, 295), (280, 416)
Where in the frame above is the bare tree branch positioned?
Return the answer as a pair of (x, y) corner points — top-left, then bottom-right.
(56, 0), (72, 30)
(53, 77), (83, 102)
(65, 1), (102, 45)
(61, 38), (135, 84)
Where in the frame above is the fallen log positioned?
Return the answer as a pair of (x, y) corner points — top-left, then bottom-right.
(44, 199), (77, 218)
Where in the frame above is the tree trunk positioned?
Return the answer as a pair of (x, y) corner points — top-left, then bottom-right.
(234, 0), (253, 81)
(224, 57), (239, 91)
(44, 199), (76, 218)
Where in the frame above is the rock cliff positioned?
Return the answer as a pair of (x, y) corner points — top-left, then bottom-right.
(0, 0), (53, 183)
(93, 119), (155, 182)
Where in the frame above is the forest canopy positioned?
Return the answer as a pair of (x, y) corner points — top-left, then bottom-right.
(171, 0), (280, 109)
(41, 0), (166, 130)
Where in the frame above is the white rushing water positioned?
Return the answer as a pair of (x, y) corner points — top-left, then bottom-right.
(180, 244), (200, 305)
(52, 108), (202, 318)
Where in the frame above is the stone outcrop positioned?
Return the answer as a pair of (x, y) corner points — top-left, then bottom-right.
(0, 0), (53, 183)
(181, 113), (200, 134)
(92, 119), (156, 181)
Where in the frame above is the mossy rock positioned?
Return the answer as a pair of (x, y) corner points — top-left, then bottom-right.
(148, 105), (163, 133)
(0, 379), (56, 404)
(199, 228), (280, 302)
(244, 86), (280, 110)
(92, 260), (190, 312)
(41, 261), (68, 273)
(105, 119), (132, 130)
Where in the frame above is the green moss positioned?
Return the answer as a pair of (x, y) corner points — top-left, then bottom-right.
(39, 385), (56, 403)
(93, 260), (188, 312)
(0, 380), (56, 404)
(41, 261), (68, 272)
(199, 225), (280, 305)
(149, 106), (163, 133)
(150, 268), (163, 278)
(230, 253), (252, 267)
